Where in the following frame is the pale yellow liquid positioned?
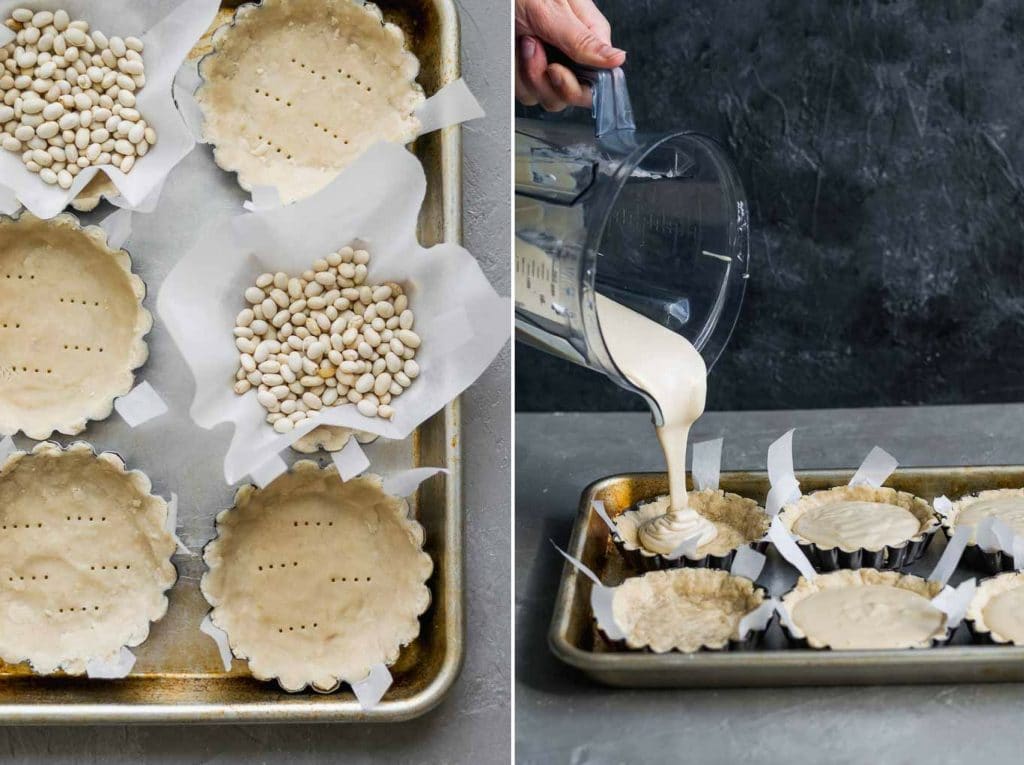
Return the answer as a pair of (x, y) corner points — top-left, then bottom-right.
(596, 294), (713, 554)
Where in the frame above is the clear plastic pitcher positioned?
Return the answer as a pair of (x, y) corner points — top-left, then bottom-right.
(515, 68), (750, 423)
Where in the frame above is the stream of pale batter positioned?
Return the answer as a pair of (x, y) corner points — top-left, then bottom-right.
(596, 294), (717, 554)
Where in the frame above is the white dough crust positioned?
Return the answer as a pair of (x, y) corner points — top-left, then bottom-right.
(197, 0), (424, 203)
(967, 572), (1024, 644)
(0, 442), (177, 675)
(290, 425), (378, 454)
(0, 213), (151, 440)
(202, 466), (433, 693)
(611, 568), (764, 653)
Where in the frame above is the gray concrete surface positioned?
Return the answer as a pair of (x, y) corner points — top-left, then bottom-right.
(0, 0), (511, 762)
(516, 408), (1024, 764)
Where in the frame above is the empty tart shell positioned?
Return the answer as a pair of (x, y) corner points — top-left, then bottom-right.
(601, 567), (770, 653)
(0, 212), (151, 440)
(778, 485), (939, 571)
(0, 441), (177, 675)
(779, 569), (950, 650)
(965, 572), (1024, 645)
(291, 425), (378, 454)
(941, 489), (1024, 573)
(201, 465), (433, 693)
(612, 490), (770, 572)
(196, 0), (425, 204)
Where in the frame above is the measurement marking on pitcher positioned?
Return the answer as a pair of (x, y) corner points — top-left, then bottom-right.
(701, 250), (732, 263)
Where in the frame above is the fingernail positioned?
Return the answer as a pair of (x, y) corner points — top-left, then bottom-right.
(521, 37), (536, 60)
(598, 44), (625, 59)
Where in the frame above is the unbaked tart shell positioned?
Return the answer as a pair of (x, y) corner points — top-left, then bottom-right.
(603, 567), (769, 653)
(0, 441), (177, 675)
(201, 465), (433, 693)
(197, 0), (424, 204)
(291, 425), (378, 454)
(780, 569), (949, 650)
(612, 490), (770, 571)
(778, 485), (939, 571)
(965, 572), (1024, 645)
(941, 489), (1024, 574)
(0, 212), (151, 440)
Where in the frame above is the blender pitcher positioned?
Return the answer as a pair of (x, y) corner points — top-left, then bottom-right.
(515, 68), (750, 423)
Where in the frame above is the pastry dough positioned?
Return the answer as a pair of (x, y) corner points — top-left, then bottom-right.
(967, 572), (1024, 644)
(610, 568), (765, 653)
(0, 442), (177, 675)
(779, 485), (937, 553)
(782, 569), (946, 650)
(197, 0), (424, 203)
(202, 466), (433, 692)
(0, 213), (151, 440)
(70, 175), (115, 213)
(291, 425), (378, 454)
(615, 491), (769, 559)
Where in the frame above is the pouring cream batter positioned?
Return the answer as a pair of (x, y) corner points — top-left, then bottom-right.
(595, 294), (716, 554)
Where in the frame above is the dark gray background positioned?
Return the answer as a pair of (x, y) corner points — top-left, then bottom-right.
(516, 0), (1024, 412)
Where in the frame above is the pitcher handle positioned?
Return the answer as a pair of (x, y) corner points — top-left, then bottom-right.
(573, 66), (635, 137)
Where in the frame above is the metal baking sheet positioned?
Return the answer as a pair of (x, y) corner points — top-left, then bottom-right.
(0, 0), (464, 723)
(551, 467), (1024, 688)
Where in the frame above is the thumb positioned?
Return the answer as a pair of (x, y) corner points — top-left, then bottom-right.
(530, 2), (625, 68)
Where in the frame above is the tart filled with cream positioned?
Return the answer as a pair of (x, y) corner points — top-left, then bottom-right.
(778, 485), (938, 570)
(780, 569), (948, 650)
(613, 490), (769, 570)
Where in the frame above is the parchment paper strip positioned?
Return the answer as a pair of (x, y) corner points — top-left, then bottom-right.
(691, 437), (723, 492)
(730, 546), (766, 582)
(768, 516), (817, 580)
(350, 663), (393, 710)
(931, 579), (976, 629)
(766, 429), (800, 516)
(848, 446), (899, 488)
(551, 541), (625, 641)
(331, 439), (370, 482)
(929, 524), (971, 586)
(199, 613), (233, 672)
(114, 382), (169, 427)
(85, 646), (136, 679)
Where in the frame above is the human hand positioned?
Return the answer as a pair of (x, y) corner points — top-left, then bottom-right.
(515, 0), (626, 111)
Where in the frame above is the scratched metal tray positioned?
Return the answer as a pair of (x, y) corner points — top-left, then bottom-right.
(0, 0), (464, 723)
(550, 468), (1024, 687)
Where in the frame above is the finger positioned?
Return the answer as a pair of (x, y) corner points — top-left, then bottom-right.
(515, 37), (539, 105)
(525, 0), (625, 68)
(546, 63), (591, 108)
(567, 0), (612, 43)
(520, 35), (567, 112)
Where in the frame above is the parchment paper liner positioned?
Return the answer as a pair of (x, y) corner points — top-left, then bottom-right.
(196, 0), (424, 203)
(941, 489), (1024, 574)
(0, 212), (151, 439)
(611, 490), (770, 572)
(597, 567), (770, 653)
(965, 572), (1024, 645)
(0, 441), (177, 675)
(779, 569), (952, 650)
(0, 0), (218, 219)
(201, 463), (432, 694)
(778, 485), (939, 571)
(156, 141), (510, 485)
